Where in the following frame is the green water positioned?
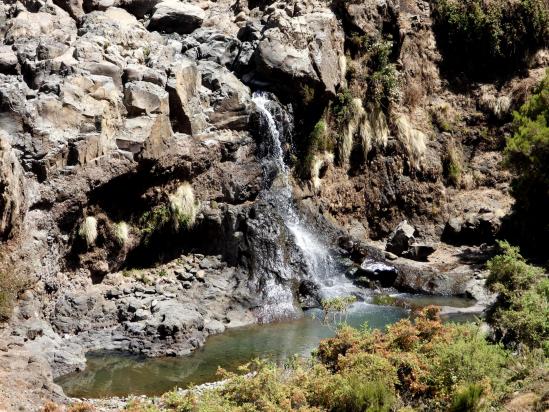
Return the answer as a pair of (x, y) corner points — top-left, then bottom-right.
(56, 299), (478, 399)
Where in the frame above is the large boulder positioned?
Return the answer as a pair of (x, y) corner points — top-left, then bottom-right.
(0, 46), (19, 75)
(333, 0), (399, 37)
(253, 6), (345, 96)
(166, 59), (207, 135)
(148, 0), (205, 34)
(198, 61), (252, 131)
(386, 220), (416, 255)
(442, 209), (505, 246)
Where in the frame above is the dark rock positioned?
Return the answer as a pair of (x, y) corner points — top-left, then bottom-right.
(401, 244), (436, 262)
(386, 220), (416, 256)
(442, 210), (503, 246)
(148, 0), (205, 35)
(350, 259), (398, 288)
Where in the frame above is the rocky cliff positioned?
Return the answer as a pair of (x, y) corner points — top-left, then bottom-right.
(0, 0), (546, 409)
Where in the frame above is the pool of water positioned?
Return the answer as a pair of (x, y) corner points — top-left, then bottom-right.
(56, 299), (479, 398)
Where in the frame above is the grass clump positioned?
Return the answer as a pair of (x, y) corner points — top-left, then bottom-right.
(113, 221), (130, 247)
(443, 140), (464, 187)
(486, 241), (549, 354)
(169, 182), (199, 231)
(78, 216), (98, 248)
(139, 182), (199, 245)
(431, 0), (549, 77)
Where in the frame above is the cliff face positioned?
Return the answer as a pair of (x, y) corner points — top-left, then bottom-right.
(0, 0), (546, 409)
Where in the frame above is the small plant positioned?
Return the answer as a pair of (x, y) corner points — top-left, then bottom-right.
(320, 295), (357, 326)
(449, 383), (486, 412)
(143, 45), (151, 64)
(169, 182), (199, 231)
(113, 221), (129, 247)
(301, 84), (316, 106)
(444, 140), (464, 187)
(139, 205), (171, 244)
(78, 216), (98, 248)
(372, 294), (397, 306)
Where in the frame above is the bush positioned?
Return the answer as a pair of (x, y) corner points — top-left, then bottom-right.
(486, 241), (549, 353)
(432, 0), (549, 77)
(504, 71), (549, 256)
(139, 183), (199, 244)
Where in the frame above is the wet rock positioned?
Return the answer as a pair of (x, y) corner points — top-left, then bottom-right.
(148, 0), (205, 34)
(354, 259), (398, 287)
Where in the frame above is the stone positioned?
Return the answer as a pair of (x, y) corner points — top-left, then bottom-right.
(174, 269), (194, 282)
(124, 81), (170, 116)
(401, 244), (436, 262)
(148, 0), (206, 34)
(442, 210), (504, 246)
(253, 8), (345, 96)
(0, 135), (25, 240)
(124, 64), (167, 87)
(0, 46), (19, 75)
(166, 59), (206, 134)
(385, 220), (416, 256)
(82, 61), (124, 90)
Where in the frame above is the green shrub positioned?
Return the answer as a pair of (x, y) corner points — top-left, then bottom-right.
(331, 89), (356, 127)
(139, 204), (171, 244)
(504, 71), (549, 255)
(449, 383), (485, 412)
(432, 0), (549, 76)
(486, 241), (549, 353)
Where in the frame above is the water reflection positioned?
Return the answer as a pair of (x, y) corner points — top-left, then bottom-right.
(56, 301), (478, 398)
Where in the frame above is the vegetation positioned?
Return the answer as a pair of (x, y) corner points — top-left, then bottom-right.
(486, 241), (549, 354)
(78, 216), (98, 248)
(346, 37), (399, 108)
(319, 296), (356, 326)
(169, 183), (199, 231)
(504, 71), (549, 256)
(432, 0), (549, 76)
(139, 182), (199, 244)
(113, 221), (130, 247)
(127, 307), (518, 411)
(121, 239), (549, 412)
(443, 141), (464, 187)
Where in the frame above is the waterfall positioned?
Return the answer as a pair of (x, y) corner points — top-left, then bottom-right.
(252, 92), (360, 321)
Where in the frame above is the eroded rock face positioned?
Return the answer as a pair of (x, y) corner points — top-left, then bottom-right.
(0, 135), (25, 240)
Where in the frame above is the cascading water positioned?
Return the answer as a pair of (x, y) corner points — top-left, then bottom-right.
(252, 92), (360, 319)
